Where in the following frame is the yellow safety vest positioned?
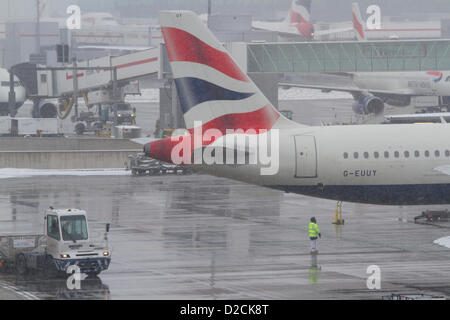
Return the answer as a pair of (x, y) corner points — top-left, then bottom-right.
(308, 222), (320, 238)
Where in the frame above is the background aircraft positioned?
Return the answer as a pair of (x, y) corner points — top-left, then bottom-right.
(0, 68), (27, 116)
(252, 0), (315, 40)
(280, 71), (450, 116)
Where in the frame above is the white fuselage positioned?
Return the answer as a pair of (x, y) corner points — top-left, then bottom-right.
(198, 122), (450, 205)
(353, 71), (450, 96)
(365, 21), (441, 40)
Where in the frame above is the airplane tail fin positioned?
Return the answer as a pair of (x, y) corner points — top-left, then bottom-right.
(284, 1), (314, 40)
(39, 0), (51, 18)
(285, 0), (312, 25)
(352, 2), (366, 41)
(159, 11), (285, 133)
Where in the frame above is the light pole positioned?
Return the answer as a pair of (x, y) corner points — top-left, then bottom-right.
(36, 0), (41, 54)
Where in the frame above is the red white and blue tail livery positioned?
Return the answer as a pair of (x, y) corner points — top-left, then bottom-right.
(160, 11), (291, 133)
(142, 10), (450, 206)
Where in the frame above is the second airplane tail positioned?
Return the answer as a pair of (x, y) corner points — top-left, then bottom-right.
(285, 0), (315, 39)
(352, 2), (367, 41)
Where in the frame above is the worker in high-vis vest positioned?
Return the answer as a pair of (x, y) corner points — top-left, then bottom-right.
(308, 217), (321, 254)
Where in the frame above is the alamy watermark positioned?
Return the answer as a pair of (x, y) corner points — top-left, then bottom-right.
(366, 265), (381, 290)
(66, 5), (81, 30)
(366, 5), (381, 30)
(66, 265), (81, 290)
(169, 122), (280, 176)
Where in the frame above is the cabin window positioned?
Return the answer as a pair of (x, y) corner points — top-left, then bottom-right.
(384, 151), (389, 158)
(363, 152), (369, 159)
(404, 151), (410, 158)
(435, 150), (440, 157)
(425, 150), (430, 157)
(343, 152), (348, 159)
(394, 151), (399, 158)
(374, 151), (379, 159)
(353, 152), (359, 159)
(446, 150), (450, 157)
(414, 150), (420, 157)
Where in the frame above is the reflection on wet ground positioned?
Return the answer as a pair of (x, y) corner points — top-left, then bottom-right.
(0, 273), (109, 300)
(1, 174), (450, 299)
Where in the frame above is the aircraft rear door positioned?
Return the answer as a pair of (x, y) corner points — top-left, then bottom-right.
(294, 135), (317, 178)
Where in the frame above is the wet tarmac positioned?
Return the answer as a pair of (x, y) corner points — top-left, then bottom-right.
(1, 173), (450, 299)
(5, 97), (450, 300)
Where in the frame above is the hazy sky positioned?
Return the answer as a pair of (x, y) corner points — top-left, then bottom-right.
(7, 0), (450, 22)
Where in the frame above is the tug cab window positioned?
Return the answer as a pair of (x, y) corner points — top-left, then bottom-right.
(60, 215), (88, 241)
(47, 215), (60, 240)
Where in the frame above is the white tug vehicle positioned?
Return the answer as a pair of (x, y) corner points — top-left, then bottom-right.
(0, 208), (111, 277)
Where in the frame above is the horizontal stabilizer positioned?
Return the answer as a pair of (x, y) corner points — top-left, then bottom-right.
(131, 137), (158, 145)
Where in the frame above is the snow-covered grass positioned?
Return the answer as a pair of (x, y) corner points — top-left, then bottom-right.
(434, 236), (450, 249)
(124, 87), (352, 103)
(125, 89), (160, 103)
(278, 87), (352, 100)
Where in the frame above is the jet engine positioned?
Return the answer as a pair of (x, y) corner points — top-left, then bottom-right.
(352, 95), (385, 115)
(33, 100), (58, 118)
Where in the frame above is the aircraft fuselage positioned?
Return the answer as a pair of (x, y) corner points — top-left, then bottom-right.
(195, 123), (450, 205)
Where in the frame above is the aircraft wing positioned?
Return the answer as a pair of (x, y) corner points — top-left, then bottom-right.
(252, 21), (303, 37)
(131, 137), (158, 145)
(385, 113), (450, 124)
(278, 82), (415, 96)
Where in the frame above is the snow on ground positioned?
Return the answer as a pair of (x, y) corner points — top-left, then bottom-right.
(433, 236), (450, 249)
(0, 168), (130, 179)
(125, 89), (160, 103)
(125, 88), (352, 103)
(278, 87), (352, 100)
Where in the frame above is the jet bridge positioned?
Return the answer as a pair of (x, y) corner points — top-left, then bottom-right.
(244, 39), (450, 73)
(36, 46), (160, 98)
(10, 46), (160, 124)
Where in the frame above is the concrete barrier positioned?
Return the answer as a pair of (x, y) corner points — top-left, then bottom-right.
(0, 138), (142, 169)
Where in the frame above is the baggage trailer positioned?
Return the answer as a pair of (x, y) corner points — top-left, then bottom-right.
(0, 208), (111, 277)
(128, 153), (192, 176)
